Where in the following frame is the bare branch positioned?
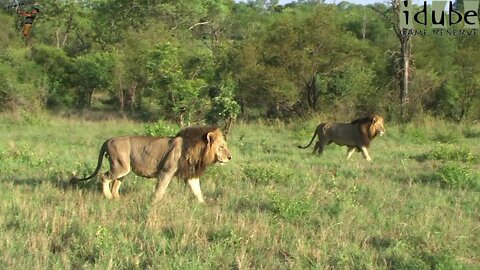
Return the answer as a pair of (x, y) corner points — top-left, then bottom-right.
(189, 21), (211, 30)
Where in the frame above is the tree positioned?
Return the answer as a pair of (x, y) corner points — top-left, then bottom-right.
(70, 52), (114, 108)
(259, 5), (360, 112)
(146, 43), (208, 126)
(30, 45), (75, 107)
(206, 78), (240, 139)
(371, 1), (412, 119)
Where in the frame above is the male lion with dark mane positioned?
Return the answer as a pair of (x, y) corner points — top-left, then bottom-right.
(298, 115), (385, 161)
(70, 126), (231, 203)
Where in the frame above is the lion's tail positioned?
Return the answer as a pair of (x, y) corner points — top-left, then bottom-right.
(298, 124), (323, 149)
(70, 140), (108, 184)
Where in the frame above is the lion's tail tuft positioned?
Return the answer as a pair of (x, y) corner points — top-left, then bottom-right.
(70, 177), (82, 184)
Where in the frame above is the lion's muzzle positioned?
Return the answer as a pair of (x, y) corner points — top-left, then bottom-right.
(217, 154), (232, 164)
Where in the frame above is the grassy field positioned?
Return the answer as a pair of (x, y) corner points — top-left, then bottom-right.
(0, 114), (479, 269)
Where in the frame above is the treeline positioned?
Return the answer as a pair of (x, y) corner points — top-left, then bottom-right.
(0, 0), (479, 125)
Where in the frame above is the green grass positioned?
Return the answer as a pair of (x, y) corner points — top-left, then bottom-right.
(0, 115), (479, 269)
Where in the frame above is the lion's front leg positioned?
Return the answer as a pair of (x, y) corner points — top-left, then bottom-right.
(360, 146), (372, 162)
(152, 138), (182, 203)
(187, 178), (204, 203)
(153, 172), (174, 203)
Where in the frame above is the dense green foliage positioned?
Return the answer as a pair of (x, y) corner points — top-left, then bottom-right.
(0, 116), (479, 268)
(1, 1), (479, 268)
(1, 0), (479, 123)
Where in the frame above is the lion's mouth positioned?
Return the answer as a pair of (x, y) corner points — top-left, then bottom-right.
(216, 156), (231, 164)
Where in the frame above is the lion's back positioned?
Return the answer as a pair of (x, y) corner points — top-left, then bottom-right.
(106, 136), (178, 177)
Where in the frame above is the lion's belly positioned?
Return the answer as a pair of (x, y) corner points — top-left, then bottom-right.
(131, 166), (157, 178)
(129, 155), (163, 178)
(329, 124), (361, 147)
(332, 137), (356, 147)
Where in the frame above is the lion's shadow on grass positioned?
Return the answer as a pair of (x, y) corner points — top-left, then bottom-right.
(6, 174), (107, 195)
(410, 154), (428, 162)
(361, 236), (396, 250)
(7, 175), (95, 191)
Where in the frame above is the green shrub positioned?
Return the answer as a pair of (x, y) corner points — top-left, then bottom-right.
(426, 144), (475, 162)
(242, 165), (294, 186)
(207, 227), (242, 246)
(435, 164), (479, 190)
(144, 120), (179, 137)
(400, 126), (429, 144)
(269, 192), (313, 221)
(433, 132), (460, 143)
(463, 128), (480, 139)
(1, 143), (33, 162)
(322, 199), (342, 218)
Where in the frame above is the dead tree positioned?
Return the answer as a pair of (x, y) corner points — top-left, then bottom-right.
(372, 0), (412, 118)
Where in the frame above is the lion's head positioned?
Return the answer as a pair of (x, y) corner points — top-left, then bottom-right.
(369, 115), (385, 138)
(351, 114), (386, 139)
(207, 130), (231, 164)
(176, 126), (232, 179)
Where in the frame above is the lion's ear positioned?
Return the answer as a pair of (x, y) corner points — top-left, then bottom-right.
(372, 116), (378, 123)
(206, 132), (216, 145)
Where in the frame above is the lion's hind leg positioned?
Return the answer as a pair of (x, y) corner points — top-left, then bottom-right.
(103, 159), (131, 200)
(111, 179), (123, 199)
(313, 138), (330, 155)
(100, 173), (114, 200)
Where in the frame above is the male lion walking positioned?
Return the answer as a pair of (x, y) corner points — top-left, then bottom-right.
(298, 115), (385, 161)
(71, 126), (232, 203)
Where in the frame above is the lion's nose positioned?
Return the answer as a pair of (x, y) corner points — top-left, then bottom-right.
(227, 155), (232, 160)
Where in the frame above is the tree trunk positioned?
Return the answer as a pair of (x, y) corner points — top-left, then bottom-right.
(127, 81), (137, 112)
(118, 87), (125, 111)
(400, 37), (411, 110)
(61, 13), (74, 48)
(305, 74), (319, 111)
(55, 14), (73, 48)
(223, 117), (233, 141)
(371, 0), (413, 120)
(87, 88), (95, 107)
(362, 13), (368, 41)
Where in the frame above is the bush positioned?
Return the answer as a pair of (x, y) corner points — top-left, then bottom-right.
(242, 165), (294, 186)
(0, 49), (46, 111)
(435, 164), (479, 190)
(463, 127), (480, 139)
(269, 192), (313, 221)
(400, 126), (429, 144)
(144, 120), (179, 137)
(425, 144), (475, 162)
(433, 132), (460, 144)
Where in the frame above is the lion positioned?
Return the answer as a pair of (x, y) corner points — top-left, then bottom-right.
(298, 115), (385, 161)
(70, 126), (232, 203)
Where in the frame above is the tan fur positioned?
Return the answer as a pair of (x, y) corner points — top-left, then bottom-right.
(298, 115), (385, 161)
(70, 126), (232, 202)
